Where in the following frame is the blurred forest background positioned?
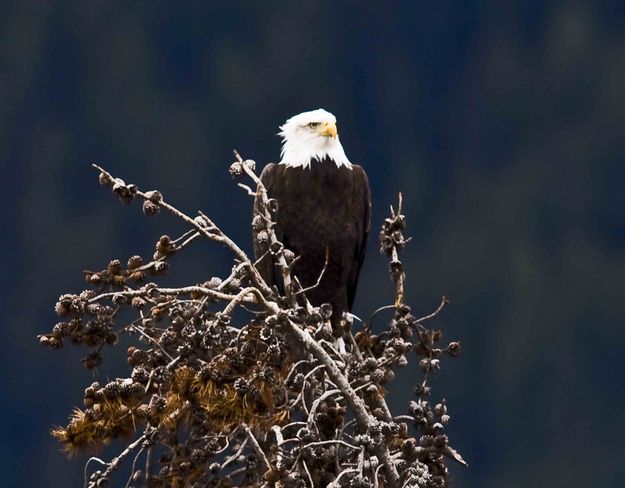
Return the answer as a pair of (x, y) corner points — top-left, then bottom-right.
(2, 1), (625, 487)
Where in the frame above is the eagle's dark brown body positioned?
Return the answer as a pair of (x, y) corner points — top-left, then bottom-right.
(254, 158), (370, 318)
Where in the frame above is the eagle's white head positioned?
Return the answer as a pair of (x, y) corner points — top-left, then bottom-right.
(278, 108), (352, 169)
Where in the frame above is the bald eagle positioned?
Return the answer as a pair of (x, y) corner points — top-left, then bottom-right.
(254, 109), (371, 322)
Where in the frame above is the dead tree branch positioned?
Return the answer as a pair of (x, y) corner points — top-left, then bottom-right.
(40, 154), (464, 488)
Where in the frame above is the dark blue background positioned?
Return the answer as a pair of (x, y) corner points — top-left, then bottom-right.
(3, 1), (625, 486)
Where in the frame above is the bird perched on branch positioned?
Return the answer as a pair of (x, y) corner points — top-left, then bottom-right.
(254, 109), (371, 324)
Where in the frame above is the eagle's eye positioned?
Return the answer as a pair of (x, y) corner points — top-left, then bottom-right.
(307, 122), (320, 129)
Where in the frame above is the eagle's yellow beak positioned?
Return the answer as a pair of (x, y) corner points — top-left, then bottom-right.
(319, 121), (338, 138)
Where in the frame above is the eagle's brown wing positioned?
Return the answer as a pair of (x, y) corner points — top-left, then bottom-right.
(346, 165), (371, 310)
